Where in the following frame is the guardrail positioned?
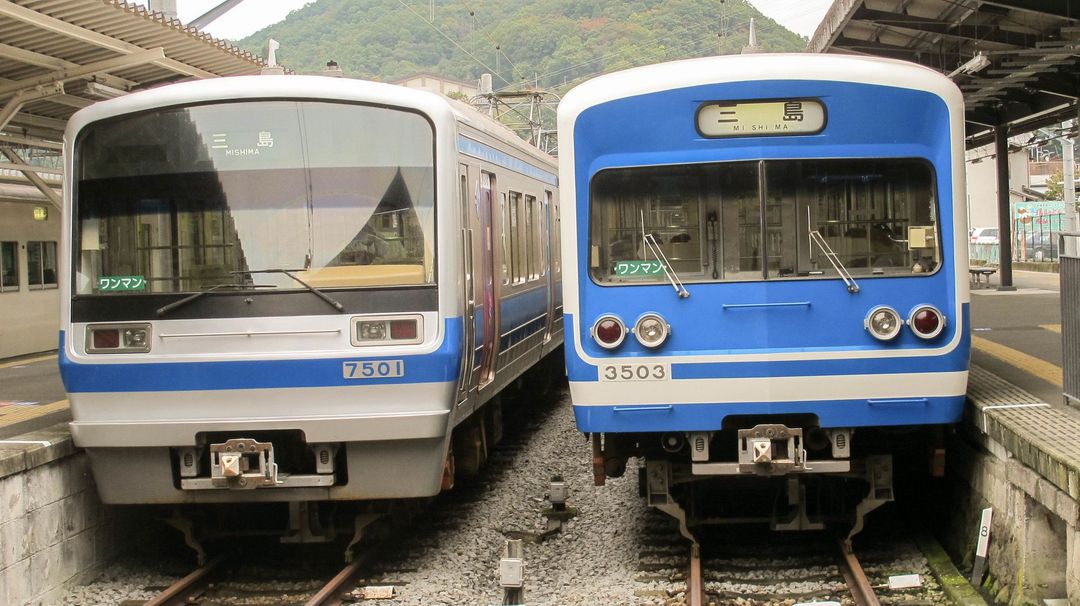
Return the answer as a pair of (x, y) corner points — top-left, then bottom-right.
(1059, 232), (1080, 408)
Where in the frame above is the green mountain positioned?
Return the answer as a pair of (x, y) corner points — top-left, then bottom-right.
(236, 0), (807, 92)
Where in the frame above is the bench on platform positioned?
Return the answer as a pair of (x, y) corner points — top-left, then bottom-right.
(969, 266), (997, 288)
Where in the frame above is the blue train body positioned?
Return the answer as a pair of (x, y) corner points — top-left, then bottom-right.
(557, 54), (969, 526)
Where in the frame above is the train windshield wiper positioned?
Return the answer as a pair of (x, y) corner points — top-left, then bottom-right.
(233, 268), (345, 312)
(643, 233), (690, 299)
(156, 283), (274, 317)
(808, 230), (860, 294)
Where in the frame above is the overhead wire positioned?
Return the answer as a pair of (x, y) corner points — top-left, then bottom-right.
(461, 0), (522, 82)
(393, 0), (513, 87)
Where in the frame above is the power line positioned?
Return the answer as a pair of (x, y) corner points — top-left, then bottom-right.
(461, 0), (522, 81)
(393, 0), (513, 87)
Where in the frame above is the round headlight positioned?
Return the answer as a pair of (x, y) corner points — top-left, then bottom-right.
(865, 306), (902, 341)
(908, 305), (945, 339)
(633, 313), (670, 348)
(591, 315), (626, 349)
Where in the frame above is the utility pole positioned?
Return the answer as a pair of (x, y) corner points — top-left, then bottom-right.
(1064, 119), (1077, 257)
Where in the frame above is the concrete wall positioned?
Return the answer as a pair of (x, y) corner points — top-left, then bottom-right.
(945, 435), (1078, 604)
(0, 431), (118, 606)
(0, 200), (61, 359)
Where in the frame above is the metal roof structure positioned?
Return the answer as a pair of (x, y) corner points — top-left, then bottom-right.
(809, 0), (1079, 147)
(809, 0), (1079, 289)
(0, 0), (266, 206)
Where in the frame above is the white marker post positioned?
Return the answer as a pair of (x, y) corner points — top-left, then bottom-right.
(971, 507), (993, 585)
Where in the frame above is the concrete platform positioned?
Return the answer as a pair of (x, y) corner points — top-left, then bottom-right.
(951, 364), (1080, 603)
(967, 365), (1080, 502)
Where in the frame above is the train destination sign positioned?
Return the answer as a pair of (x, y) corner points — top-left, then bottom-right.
(697, 99), (825, 137)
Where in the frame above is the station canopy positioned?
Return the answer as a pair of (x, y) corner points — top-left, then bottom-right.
(0, 0), (266, 205)
(809, 0), (1079, 147)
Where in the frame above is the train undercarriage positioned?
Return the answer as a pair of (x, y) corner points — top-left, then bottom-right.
(591, 418), (946, 543)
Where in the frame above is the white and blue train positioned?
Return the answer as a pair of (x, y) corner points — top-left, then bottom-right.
(557, 54), (969, 532)
(59, 75), (562, 508)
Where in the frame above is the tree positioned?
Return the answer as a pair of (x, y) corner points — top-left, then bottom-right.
(1044, 167), (1064, 201)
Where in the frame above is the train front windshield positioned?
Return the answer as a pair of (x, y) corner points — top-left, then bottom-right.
(73, 100), (435, 296)
(590, 158), (940, 284)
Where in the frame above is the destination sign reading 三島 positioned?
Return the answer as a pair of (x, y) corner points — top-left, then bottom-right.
(697, 99), (825, 137)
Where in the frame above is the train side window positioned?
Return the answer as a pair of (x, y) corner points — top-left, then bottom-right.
(550, 192), (560, 276)
(500, 192), (510, 285)
(525, 194), (537, 281)
(509, 191), (523, 284)
(27, 241), (58, 289)
(540, 192), (549, 278)
(1, 241), (17, 292)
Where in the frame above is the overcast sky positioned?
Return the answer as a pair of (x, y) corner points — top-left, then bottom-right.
(133, 0), (833, 41)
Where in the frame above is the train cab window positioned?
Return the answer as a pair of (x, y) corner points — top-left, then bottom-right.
(590, 158), (939, 285)
(73, 101), (435, 296)
(1, 241), (17, 292)
(27, 241), (58, 289)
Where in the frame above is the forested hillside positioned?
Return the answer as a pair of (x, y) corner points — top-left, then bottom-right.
(236, 0), (806, 92)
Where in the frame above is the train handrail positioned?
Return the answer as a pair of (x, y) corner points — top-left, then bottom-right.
(809, 230), (860, 293)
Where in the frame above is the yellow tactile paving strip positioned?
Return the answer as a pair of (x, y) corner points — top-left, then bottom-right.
(0, 399), (68, 427)
(971, 335), (1063, 388)
(0, 353), (57, 370)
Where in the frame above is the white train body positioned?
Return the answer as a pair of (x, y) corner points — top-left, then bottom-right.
(60, 76), (561, 504)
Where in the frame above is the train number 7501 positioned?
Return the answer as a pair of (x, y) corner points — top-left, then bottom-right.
(599, 363), (669, 382)
(343, 360), (405, 379)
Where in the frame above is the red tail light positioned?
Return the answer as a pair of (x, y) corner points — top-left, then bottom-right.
(909, 306), (945, 339)
(92, 329), (120, 349)
(390, 319), (418, 340)
(592, 315), (626, 350)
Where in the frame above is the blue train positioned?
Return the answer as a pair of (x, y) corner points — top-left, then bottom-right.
(557, 54), (969, 532)
(60, 75), (562, 519)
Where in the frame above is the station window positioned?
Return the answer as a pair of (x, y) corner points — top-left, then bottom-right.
(27, 241), (58, 289)
(1, 241), (17, 292)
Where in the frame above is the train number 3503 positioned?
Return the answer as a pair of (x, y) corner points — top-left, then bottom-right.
(343, 360), (405, 379)
(599, 363), (669, 382)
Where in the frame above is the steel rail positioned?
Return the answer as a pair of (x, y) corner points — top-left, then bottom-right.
(837, 540), (880, 606)
(687, 542), (704, 606)
(302, 560), (366, 606)
(142, 555), (226, 606)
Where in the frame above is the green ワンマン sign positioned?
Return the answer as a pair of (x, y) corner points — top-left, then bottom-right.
(613, 260), (665, 278)
(97, 276), (146, 292)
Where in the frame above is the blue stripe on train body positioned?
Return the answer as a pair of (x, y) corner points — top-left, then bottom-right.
(567, 79), (969, 429)
(59, 318), (464, 393)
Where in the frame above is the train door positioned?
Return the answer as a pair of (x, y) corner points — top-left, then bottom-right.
(542, 190), (555, 343)
(478, 172), (498, 386)
(455, 163), (477, 413)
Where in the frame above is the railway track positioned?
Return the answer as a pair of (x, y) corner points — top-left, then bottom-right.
(139, 545), (383, 606)
(635, 510), (951, 606)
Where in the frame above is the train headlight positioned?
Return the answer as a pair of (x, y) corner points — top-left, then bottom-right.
(633, 313), (670, 349)
(591, 315), (627, 350)
(86, 323), (151, 353)
(358, 320), (388, 341)
(351, 315), (423, 346)
(908, 305), (945, 339)
(864, 306), (902, 341)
